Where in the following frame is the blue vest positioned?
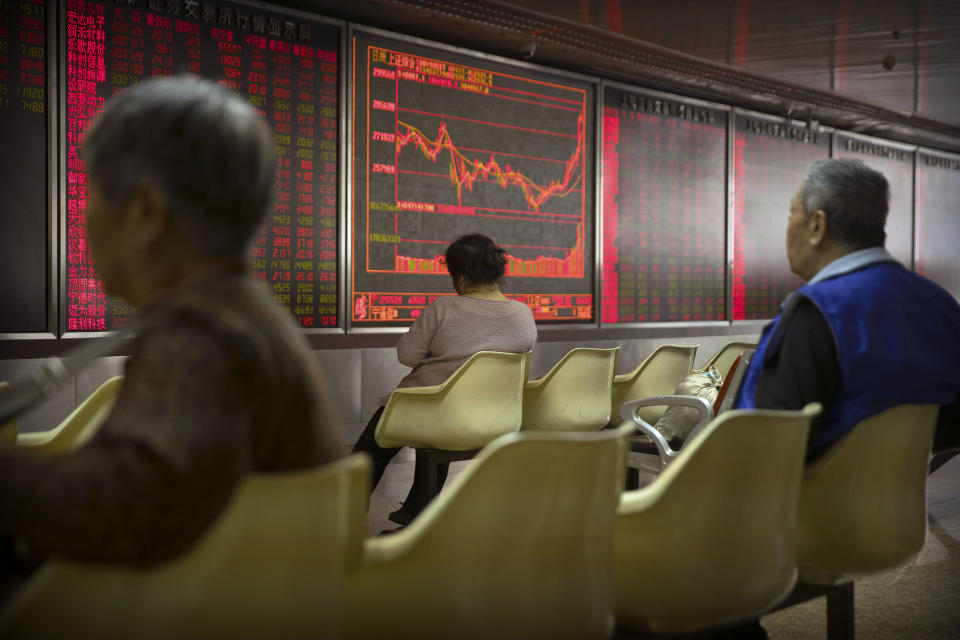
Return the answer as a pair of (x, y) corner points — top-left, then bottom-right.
(736, 261), (960, 459)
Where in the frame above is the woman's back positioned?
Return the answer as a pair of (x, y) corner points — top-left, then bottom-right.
(393, 295), (537, 392)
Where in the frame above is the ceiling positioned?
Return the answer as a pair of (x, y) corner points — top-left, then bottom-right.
(289, 0), (960, 153)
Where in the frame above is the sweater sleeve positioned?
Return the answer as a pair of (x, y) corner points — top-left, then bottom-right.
(396, 300), (441, 368)
(0, 321), (250, 566)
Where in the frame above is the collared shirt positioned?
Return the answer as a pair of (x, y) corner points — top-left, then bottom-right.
(807, 246), (898, 284)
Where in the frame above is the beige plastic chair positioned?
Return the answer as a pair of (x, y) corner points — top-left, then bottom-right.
(620, 350), (755, 476)
(610, 344), (698, 426)
(375, 351), (529, 507)
(0, 454), (370, 640)
(16, 376), (123, 455)
(344, 423), (633, 640)
(375, 351), (529, 450)
(521, 347), (619, 432)
(797, 403), (939, 584)
(696, 341), (757, 378)
(613, 404), (819, 635)
(764, 404), (940, 639)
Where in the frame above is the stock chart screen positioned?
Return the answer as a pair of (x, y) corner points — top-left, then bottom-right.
(0, 0), (47, 332)
(732, 114), (830, 320)
(916, 152), (960, 299)
(835, 134), (914, 267)
(601, 87), (726, 324)
(64, 0), (339, 332)
(350, 32), (595, 325)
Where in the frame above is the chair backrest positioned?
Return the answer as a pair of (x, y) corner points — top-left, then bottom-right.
(696, 341), (757, 376)
(16, 376), (124, 454)
(611, 344), (698, 425)
(522, 347), (619, 431)
(376, 351), (529, 450)
(0, 454), (371, 640)
(797, 403), (939, 584)
(614, 404), (818, 635)
(344, 423), (633, 640)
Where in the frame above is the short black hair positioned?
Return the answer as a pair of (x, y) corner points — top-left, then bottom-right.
(800, 158), (889, 249)
(83, 75), (275, 258)
(444, 234), (508, 285)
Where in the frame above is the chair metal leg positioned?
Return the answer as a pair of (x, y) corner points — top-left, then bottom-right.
(625, 467), (640, 490)
(826, 582), (854, 640)
(415, 453), (433, 516)
(414, 448), (480, 514)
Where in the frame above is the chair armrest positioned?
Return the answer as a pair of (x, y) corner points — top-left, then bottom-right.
(524, 375), (548, 390)
(619, 394), (713, 424)
(388, 383), (445, 398)
(620, 395), (714, 465)
(15, 432), (56, 447)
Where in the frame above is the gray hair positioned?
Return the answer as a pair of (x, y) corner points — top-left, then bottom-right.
(799, 158), (888, 248)
(83, 75), (275, 258)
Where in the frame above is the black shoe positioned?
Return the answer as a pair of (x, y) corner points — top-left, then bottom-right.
(388, 505), (418, 525)
(379, 526), (406, 536)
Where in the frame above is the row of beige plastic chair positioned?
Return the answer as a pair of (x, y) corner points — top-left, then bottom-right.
(618, 397), (940, 636)
(0, 423), (637, 640)
(374, 344), (696, 509)
(13, 344), (928, 636)
(4, 400), (933, 639)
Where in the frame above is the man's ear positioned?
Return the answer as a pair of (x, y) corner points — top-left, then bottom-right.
(125, 182), (171, 249)
(808, 209), (827, 246)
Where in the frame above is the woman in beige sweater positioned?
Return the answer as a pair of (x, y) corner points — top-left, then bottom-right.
(352, 234), (537, 525)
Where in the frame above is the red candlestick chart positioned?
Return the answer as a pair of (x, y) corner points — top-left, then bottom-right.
(352, 34), (595, 323)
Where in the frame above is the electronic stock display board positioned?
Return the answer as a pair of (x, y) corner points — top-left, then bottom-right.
(601, 86), (727, 323)
(0, 0), (47, 332)
(64, 0), (339, 332)
(350, 31), (595, 325)
(732, 113), (830, 320)
(835, 133), (914, 267)
(916, 152), (960, 299)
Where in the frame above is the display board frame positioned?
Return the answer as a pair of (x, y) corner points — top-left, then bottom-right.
(56, 0), (347, 338)
(832, 130), (916, 270)
(0, 0), (56, 339)
(597, 79), (732, 330)
(730, 106), (834, 327)
(915, 148), (960, 299)
(346, 24), (600, 333)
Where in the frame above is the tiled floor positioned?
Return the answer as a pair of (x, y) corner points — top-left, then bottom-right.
(363, 449), (960, 638)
